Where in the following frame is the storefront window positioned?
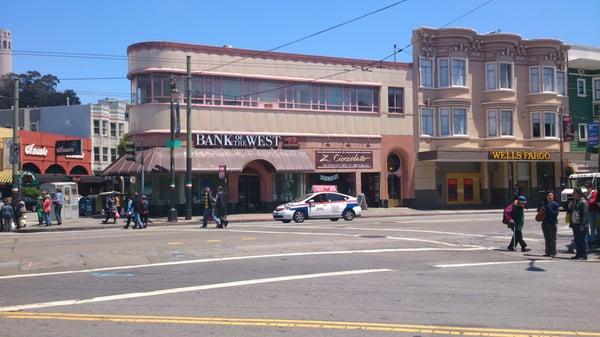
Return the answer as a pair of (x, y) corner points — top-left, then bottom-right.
(536, 162), (555, 193)
(307, 173), (355, 196)
(274, 173), (304, 203)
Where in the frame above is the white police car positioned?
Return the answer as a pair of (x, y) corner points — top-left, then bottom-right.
(272, 192), (361, 223)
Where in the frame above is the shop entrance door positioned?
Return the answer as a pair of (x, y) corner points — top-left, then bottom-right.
(238, 174), (260, 212)
(361, 173), (381, 207)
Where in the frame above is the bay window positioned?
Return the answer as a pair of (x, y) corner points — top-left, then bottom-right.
(486, 63), (496, 90)
(556, 71), (565, 95)
(542, 67), (555, 92)
(544, 112), (557, 137)
(438, 58), (449, 87)
(420, 57), (433, 88)
(452, 108), (467, 135)
(451, 59), (466, 87)
(532, 112), (557, 138)
(500, 110), (513, 136)
(487, 110), (513, 137)
(487, 110), (497, 137)
(421, 107), (434, 136)
(439, 108), (450, 136)
(499, 63), (513, 89)
(530, 67), (540, 93)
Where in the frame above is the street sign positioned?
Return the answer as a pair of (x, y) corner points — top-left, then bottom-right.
(165, 140), (182, 148)
(218, 165), (227, 180)
(588, 122), (599, 147)
(9, 143), (19, 165)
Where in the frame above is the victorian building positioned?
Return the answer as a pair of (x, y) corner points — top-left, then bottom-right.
(412, 28), (569, 208)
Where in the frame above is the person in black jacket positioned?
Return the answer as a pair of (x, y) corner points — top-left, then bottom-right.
(538, 191), (559, 257)
(201, 187), (215, 228)
(214, 186), (228, 228)
(569, 188), (589, 260)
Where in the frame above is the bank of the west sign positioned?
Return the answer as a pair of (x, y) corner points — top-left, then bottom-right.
(488, 150), (552, 161)
(195, 134), (282, 149)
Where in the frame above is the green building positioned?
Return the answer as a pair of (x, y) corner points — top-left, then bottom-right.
(568, 45), (600, 172)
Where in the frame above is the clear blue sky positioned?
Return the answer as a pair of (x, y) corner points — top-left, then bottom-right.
(2, 0), (599, 104)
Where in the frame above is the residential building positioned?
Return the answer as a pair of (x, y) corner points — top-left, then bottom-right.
(412, 28), (569, 208)
(566, 45), (600, 172)
(104, 42), (415, 214)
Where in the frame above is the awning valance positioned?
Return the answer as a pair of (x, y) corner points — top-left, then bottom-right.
(0, 170), (12, 184)
(102, 148), (314, 176)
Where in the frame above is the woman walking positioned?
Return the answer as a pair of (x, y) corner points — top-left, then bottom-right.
(43, 194), (53, 226)
(538, 191), (559, 257)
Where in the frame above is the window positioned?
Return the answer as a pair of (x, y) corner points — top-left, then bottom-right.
(532, 112), (557, 138)
(452, 108), (467, 135)
(499, 63), (512, 89)
(118, 123), (125, 138)
(556, 71), (565, 95)
(451, 59), (466, 87)
(530, 67), (540, 93)
(594, 78), (600, 101)
(102, 148), (108, 162)
(420, 57), (433, 88)
(542, 67), (555, 92)
(579, 123), (588, 142)
(577, 78), (586, 97)
(110, 123), (116, 137)
(487, 110), (497, 137)
(486, 63), (496, 90)
(544, 112), (557, 137)
(93, 147), (100, 162)
(532, 112), (542, 138)
(327, 193), (346, 202)
(102, 121), (108, 136)
(110, 148), (117, 162)
(439, 108), (450, 136)
(420, 107), (434, 136)
(438, 58), (449, 87)
(500, 110), (513, 136)
(93, 120), (100, 135)
(388, 87), (404, 113)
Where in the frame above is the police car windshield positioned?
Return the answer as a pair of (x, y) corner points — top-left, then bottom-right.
(291, 194), (314, 203)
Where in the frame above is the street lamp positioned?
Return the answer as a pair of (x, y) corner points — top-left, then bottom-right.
(168, 76), (179, 222)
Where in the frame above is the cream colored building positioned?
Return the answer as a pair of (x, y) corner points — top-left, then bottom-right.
(412, 28), (569, 208)
(106, 42), (415, 214)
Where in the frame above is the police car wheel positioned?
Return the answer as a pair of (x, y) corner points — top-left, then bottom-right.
(282, 220), (291, 223)
(329, 218), (339, 221)
(292, 211), (305, 223)
(342, 209), (355, 221)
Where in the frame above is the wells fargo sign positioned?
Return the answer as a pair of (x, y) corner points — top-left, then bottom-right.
(488, 150), (552, 161)
(316, 151), (373, 169)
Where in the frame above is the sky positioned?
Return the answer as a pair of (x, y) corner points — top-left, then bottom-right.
(1, 0), (599, 104)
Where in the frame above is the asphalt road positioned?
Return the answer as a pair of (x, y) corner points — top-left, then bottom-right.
(0, 213), (598, 337)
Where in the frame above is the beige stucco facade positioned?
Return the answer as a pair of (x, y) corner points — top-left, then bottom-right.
(412, 28), (569, 208)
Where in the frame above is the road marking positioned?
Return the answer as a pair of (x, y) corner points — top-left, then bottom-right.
(0, 247), (485, 280)
(434, 260), (555, 268)
(241, 237), (256, 241)
(346, 227), (542, 242)
(167, 241), (182, 245)
(206, 239), (221, 243)
(2, 312), (599, 337)
(0, 269), (392, 312)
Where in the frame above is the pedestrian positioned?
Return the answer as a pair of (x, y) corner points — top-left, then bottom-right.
(123, 194), (134, 229)
(214, 186), (228, 228)
(53, 187), (65, 225)
(1, 198), (13, 232)
(569, 188), (589, 260)
(36, 196), (44, 226)
(102, 195), (117, 224)
(200, 187), (216, 228)
(132, 193), (144, 229)
(584, 181), (599, 245)
(504, 195), (530, 252)
(115, 194), (122, 218)
(141, 195), (149, 228)
(537, 191), (559, 257)
(43, 194), (53, 226)
(15, 199), (26, 229)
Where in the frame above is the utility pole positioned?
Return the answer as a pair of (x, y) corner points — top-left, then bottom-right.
(12, 78), (20, 199)
(185, 56), (193, 220)
(168, 76), (178, 222)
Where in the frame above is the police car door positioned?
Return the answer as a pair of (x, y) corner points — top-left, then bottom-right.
(309, 193), (329, 218)
(326, 193), (346, 216)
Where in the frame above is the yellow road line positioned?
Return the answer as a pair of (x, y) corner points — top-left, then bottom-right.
(206, 239), (221, 243)
(241, 237), (256, 241)
(2, 312), (599, 337)
(167, 242), (182, 245)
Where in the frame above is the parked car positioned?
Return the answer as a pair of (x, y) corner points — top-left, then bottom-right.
(272, 192), (361, 223)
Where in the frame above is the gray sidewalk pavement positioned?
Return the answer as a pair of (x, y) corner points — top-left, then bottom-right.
(10, 207), (538, 233)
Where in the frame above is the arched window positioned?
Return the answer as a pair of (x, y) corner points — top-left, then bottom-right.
(22, 163), (41, 174)
(45, 164), (66, 175)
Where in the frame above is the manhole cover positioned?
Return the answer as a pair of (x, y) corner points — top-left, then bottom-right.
(359, 235), (386, 239)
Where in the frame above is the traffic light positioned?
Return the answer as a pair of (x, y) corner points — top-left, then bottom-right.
(125, 141), (136, 161)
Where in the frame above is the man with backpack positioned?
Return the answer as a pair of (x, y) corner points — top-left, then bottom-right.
(1, 198), (13, 232)
(503, 195), (530, 252)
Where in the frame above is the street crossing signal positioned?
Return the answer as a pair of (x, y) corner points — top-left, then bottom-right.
(125, 141), (136, 161)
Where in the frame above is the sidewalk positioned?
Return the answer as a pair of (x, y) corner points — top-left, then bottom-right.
(12, 207), (536, 233)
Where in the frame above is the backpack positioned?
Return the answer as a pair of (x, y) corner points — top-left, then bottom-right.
(2, 205), (12, 217)
(502, 204), (513, 225)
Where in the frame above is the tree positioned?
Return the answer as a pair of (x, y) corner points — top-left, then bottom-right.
(117, 135), (128, 157)
(0, 71), (81, 109)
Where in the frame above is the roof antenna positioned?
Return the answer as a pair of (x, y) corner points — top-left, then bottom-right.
(488, 29), (501, 34)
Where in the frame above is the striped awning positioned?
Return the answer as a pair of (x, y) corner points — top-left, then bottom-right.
(0, 170), (13, 184)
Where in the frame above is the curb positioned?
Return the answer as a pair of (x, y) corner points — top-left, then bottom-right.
(11, 208), (529, 233)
